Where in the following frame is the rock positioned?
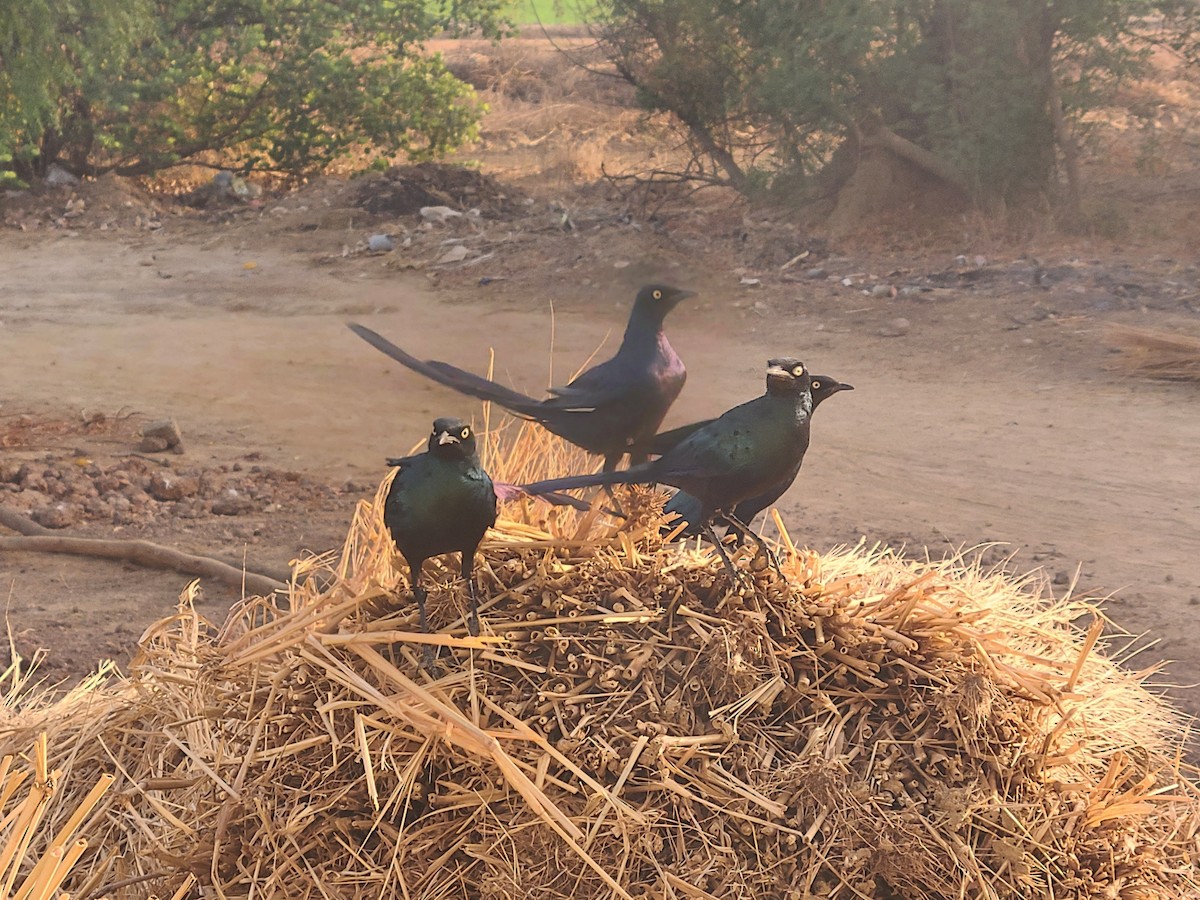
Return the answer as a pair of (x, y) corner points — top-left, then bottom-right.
(212, 489), (254, 516)
(805, 267), (828, 279)
(95, 473), (130, 495)
(84, 497), (113, 518)
(109, 495), (133, 525)
(878, 317), (911, 338)
(0, 462), (21, 483)
(44, 163), (80, 188)
(198, 473), (223, 498)
(367, 233), (395, 253)
(122, 486), (152, 506)
(17, 465), (47, 493)
(32, 503), (79, 529)
(175, 498), (209, 519)
(140, 418), (183, 453)
(870, 283), (896, 298)
(148, 471), (199, 501)
(739, 276), (762, 287)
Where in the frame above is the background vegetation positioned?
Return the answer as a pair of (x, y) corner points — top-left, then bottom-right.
(1, 0), (1196, 220)
(587, 0), (1199, 215)
(0, 0), (511, 183)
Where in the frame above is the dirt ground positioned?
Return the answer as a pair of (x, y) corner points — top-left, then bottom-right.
(1, 35), (1199, 729)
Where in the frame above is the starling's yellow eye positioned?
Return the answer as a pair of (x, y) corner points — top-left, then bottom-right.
(460, 427), (470, 439)
(652, 289), (663, 300)
(812, 380), (821, 389)
(791, 365), (805, 377)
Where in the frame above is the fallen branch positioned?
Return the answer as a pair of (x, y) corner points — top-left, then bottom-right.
(864, 124), (971, 195)
(0, 507), (51, 537)
(0, 530), (288, 597)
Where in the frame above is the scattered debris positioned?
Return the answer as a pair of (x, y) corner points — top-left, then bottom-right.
(350, 163), (522, 218)
(420, 205), (464, 225)
(879, 316), (911, 337)
(367, 233), (396, 253)
(434, 244), (472, 265)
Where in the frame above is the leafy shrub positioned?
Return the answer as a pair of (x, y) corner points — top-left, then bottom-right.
(1, 0), (512, 181)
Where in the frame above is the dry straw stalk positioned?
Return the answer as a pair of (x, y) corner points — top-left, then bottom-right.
(0, 424), (1197, 898)
(1105, 323), (1200, 381)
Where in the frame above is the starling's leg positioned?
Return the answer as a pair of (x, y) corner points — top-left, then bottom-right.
(728, 514), (785, 580)
(725, 515), (750, 547)
(461, 550), (480, 637)
(410, 560), (438, 671)
(600, 454), (628, 518)
(703, 521), (745, 586)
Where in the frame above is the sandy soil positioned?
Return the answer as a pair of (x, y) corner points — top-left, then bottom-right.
(1, 38), (1199, 725)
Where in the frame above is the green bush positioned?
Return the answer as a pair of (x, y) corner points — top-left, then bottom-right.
(1, 0), (512, 182)
(0, 0), (150, 182)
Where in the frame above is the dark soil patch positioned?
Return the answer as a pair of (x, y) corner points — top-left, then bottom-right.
(348, 163), (525, 218)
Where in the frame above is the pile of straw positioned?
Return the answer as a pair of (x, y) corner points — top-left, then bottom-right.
(2, 423), (1198, 899)
(1105, 324), (1200, 381)
(0, 732), (141, 900)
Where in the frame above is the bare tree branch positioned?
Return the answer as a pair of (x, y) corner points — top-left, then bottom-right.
(0, 505), (289, 595)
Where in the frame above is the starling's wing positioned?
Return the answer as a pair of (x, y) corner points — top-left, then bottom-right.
(385, 454), (420, 468)
(349, 324), (542, 414)
(730, 479), (792, 525)
(643, 419), (715, 456)
(539, 354), (646, 411)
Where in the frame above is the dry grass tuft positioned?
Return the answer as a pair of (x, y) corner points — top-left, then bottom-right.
(1105, 324), (1200, 382)
(1, 426), (1198, 898)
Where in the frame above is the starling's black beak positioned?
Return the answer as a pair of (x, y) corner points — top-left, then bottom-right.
(836, 382), (855, 392)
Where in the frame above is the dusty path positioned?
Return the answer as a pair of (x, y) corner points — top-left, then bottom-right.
(2, 228), (1199, 715)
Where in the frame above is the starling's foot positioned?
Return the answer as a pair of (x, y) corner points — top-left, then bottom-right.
(421, 644), (441, 673)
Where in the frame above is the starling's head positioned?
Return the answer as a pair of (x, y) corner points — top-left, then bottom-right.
(633, 284), (696, 318)
(809, 375), (854, 408)
(765, 358), (811, 394)
(428, 417), (477, 459)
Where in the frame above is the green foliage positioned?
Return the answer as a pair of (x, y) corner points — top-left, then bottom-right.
(593, 0), (1191, 203)
(0, 0), (150, 180)
(1, 0), (513, 179)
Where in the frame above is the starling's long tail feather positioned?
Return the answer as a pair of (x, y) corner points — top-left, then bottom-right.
(520, 465), (654, 497)
(492, 480), (615, 514)
(349, 323), (542, 414)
